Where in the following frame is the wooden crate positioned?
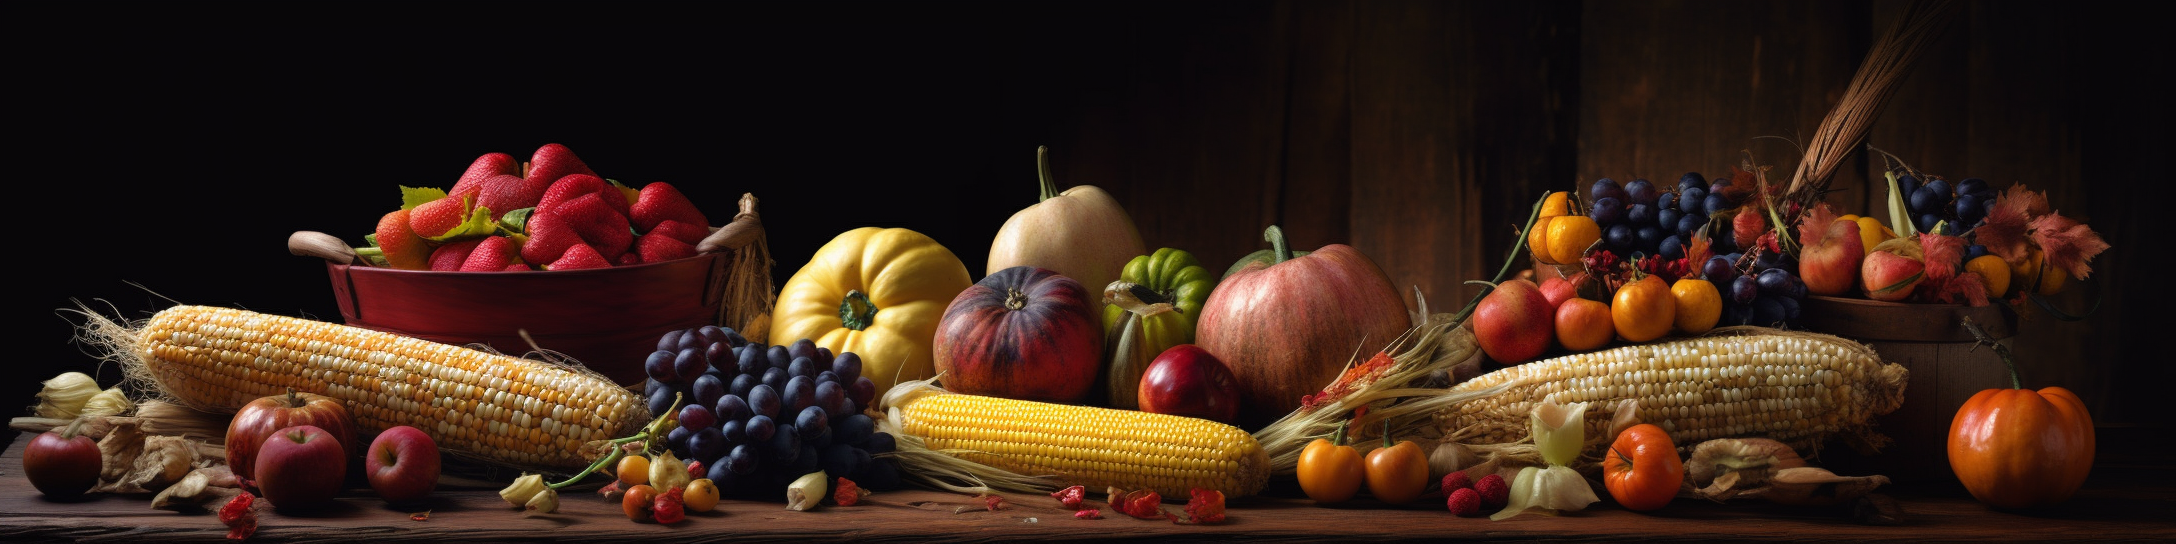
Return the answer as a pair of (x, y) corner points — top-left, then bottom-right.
(1799, 295), (2017, 481)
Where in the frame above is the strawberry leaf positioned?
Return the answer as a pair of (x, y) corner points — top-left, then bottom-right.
(401, 186), (448, 211)
(421, 202), (497, 243)
(499, 207), (535, 236)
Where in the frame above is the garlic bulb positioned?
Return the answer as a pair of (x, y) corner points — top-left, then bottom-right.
(34, 372), (99, 418)
(80, 387), (133, 418)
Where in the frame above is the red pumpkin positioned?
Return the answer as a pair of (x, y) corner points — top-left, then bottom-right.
(932, 266), (1103, 403)
(1948, 386), (2095, 509)
(1196, 226), (1409, 429)
(227, 390), (358, 483)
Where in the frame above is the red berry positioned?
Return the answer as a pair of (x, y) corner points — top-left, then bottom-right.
(1447, 488), (1482, 517)
(1440, 471), (1473, 494)
(1475, 474), (1510, 508)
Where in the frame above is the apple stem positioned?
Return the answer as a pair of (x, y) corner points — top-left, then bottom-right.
(285, 387), (305, 408)
(1451, 192), (1549, 324)
(1960, 317), (2021, 389)
(61, 417), (88, 440)
(1264, 225), (1292, 264)
(1036, 146), (1060, 202)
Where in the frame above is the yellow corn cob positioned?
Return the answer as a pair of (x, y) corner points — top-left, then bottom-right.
(1434, 329), (1907, 456)
(884, 379), (1269, 498)
(126, 305), (646, 470)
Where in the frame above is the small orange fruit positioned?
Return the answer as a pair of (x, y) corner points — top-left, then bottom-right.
(1965, 255), (2010, 299)
(683, 479), (720, 512)
(617, 455), (651, 486)
(1670, 278), (1722, 334)
(1612, 275), (1676, 343)
(1555, 298), (1615, 352)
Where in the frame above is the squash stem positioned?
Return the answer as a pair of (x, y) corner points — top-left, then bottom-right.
(1036, 146), (1059, 202)
(839, 290), (880, 331)
(1265, 225), (1292, 264)
(1960, 317), (2020, 389)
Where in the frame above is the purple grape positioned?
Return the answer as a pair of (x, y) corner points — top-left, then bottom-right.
(644, 378), (664, 397)
(815, 347), (834, 365)
(1657, 207), (1681, 231)
(1590, 178), (1626, 203)
(1628, 203), (1656, 225)
(1709, 179), (1732, 193)
(785, 375), (815, 414)
(788, 357), (816, 379)
(762, 367), (788, 392)
(727, 444), (758, 475)
(797, 406), (831, 446)
(789, 338), (820, 362)
(647, 385), (680, 416)
(1704, 194), (1732, 215)
(849, 377), (877, 409)
(1605, 224), (1635, 250)
(816, 380), (847, 415)
(704, 342), (733, 372)
(1679, 172), (1706, 189)
(707, 450), (740, 483)
(679, 404), (717, 432)
(1955, 194), (1985, 223)
(737, 342), (767, 375)
(1957, 177), (1988, 196)
(749, 384), (781, 419)
(1756, 269), (1793, 295)
(1659, 235), (1685, 261)
(674, 348), (707, 384)
(715, 394), (750, 423)
(768, 425), (801, 462)
(1635, 225), (1664, 252)
(1625, 179), (1657, 206)
(1918, 213), (1942, 234)
(667, 426), (693, 458)
(746, 414), (777, 443)
(1751, 296), (1786, 327)
(1724, 302), (1753, 326)
(1966, 244), (1989, 260)
(833, 397), (859, 422)
(832, 352), (863, 383)
(645, 350), (678, 384)
(1680, 187), (1708, 213)
(766, 345), (792, 370)
(866, 432), (897, 455)
(723, 330), (749, 348)
(676, 329), (706, 353)
(689, 427), (726, 462)
(1591, 197), (1625, 225)
(1778, 296), (1802, 322)
(656, 329), (685, 353)
(820, 443), (863, 482)
(1657, 192), (1678, 212)
(698, 325), (729, 346)
(720, 419), (747, 444)
(1676, 214), (1705, 237)
(1896, 174), (1919, 197)
(818, 370), (840, 387)
(692, 374), (726, 408)
(834, 414), (875, 447)
(1731, 276), (1759, 304)
(1909, 186), (1945, 214)
(1704, 256), (1737, 281)
(729, 373), (757, 398)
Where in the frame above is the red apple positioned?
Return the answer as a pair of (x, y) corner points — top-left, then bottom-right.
(1797, 208), (1864, 296)
(256, 425), (348, 512)
(932, 266), (1103, 403)
(365, 426), (440, 504)
(1196, 226), (1409, 430)
(1473, 279), (1554, 364)
(228, 390), (357, 485)
(1861, 249), (1924, 302)
(23, 424), (101, 499)
(1137, 345), (1242, 424)
(1538, 276), (1579, 312)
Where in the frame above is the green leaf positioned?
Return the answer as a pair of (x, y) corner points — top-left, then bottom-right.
(498, 207), (535, 236)
(401, 186), (449, 211)
(364, 233), (380, 248)
(420, 198), (498, 243)
(1884, 171), (1917, 237)
(354, 247), (388, 267)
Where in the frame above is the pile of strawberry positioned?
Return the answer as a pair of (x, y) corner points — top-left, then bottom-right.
(364, 144), (710, 271)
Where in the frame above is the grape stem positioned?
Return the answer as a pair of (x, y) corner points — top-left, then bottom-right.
(546, 393), (682, 490)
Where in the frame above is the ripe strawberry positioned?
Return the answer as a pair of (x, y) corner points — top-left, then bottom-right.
(429, 238), (484, 271)
(636, 231), (696, 264)
(617, 252), (644, 266)
(504, 263), (531, 272)
(537, 174), (631, 218)
(376, 209), (431, 270)
(631, 182), (708, 234)
(450, 152), (519, 197)
(649, 219), (710, 246)
(549, 243), (612, 271)
(520, 208), (581, 265)
(476, 174), (550, 221)
(459, 236), (522, 272)
(521, 194), (632, 264)
(1447, 488), (1481, 517)
(524, 143), (599, 194)
(409, 191), (476, 239)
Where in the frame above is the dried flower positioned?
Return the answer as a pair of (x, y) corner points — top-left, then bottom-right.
(499, 474), (547, 508)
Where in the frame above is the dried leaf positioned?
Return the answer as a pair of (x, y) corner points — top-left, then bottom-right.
(1916, 232), (1967, 286)
(1685, 438), (1805, 495)
(152, 470), (241, 510)
(1797, 203), (1842, 249)
(1978, 185), (2042, 262)
(102, 435), (197, 494)
(97, 420), (146, 483)
(1756, 467), (1891, 506)
(2029, 212), (2110, 280)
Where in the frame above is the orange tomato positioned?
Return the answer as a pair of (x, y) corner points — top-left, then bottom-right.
(1554, 298), (1615, 352)
(1669, 278), (1721, 334)
(622, 484), (660, 521)
(1611, 275), (1675, 342)
(1527, 192), (1599, 266)
(1949, 386), (2094, 509)
(1363, 430), (1430, 505)
(1297, 423), (1365, 504)
(616, 455), (651, 486)
(1603, 423), (1683, 511)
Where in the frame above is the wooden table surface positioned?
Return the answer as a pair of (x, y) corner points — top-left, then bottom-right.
(2, 430), (2171, 543)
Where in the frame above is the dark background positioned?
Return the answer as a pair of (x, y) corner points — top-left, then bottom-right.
(15, 1), (2166, 444)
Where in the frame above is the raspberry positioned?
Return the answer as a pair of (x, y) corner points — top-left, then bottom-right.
(1447, 488), (1482, 517)
(1440, 471), (1473, 494)
(1475, 474), (1510, 509)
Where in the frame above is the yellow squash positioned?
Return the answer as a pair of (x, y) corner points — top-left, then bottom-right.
(771, 227), (973, 392)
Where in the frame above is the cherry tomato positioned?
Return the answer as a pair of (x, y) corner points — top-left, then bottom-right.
(1296, 422), (1364, 504)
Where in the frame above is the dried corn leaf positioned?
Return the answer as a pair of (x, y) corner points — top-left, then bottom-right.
(97, 419), (146, 482)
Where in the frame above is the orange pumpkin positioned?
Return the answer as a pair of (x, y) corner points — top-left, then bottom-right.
(1611, 275), (1675, 343)
(1603, 423), (1683, 511)
(1948, 386), (2095, 509)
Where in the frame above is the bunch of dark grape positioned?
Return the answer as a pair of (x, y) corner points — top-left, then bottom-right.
(1899, 174), (1997, 235)
(642, 326), (902, 499)
(1700, 249), (1806, 329)
(1588, 172), (1747, 261)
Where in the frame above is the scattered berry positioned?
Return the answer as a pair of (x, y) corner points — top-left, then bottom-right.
(1475, 474), (1510, 509)
(1447, 487), (1482, 517)
(1441, 471), (1473, 493)
(1075, 508), (1104, 520)
(1051, 485), (1087, 510)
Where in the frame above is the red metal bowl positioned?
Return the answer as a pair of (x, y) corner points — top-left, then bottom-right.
(324, 254), (728, 386)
